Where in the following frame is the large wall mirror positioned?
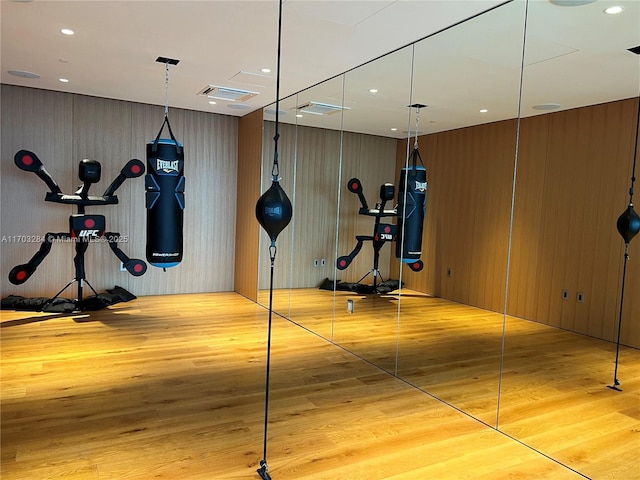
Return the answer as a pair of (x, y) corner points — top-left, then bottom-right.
(394, 0), (527, 427)
(499, 1), (639, 477)
(261, 0), (639, 475)
(331, 45), (413, 373)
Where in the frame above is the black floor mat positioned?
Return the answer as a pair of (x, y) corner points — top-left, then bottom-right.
(1, 285), (137, 312)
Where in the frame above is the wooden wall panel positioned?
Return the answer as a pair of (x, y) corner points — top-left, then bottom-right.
(509, 98), (638, 346)
(289, 126), (341, 288)
(1, 85), (74, 298)
(259, 123), (397, 290)
(71, 95), (137, 295)
(622, 131), (640, 347)
(179, 108), (238, 293)
(392, 99), (639, 348)
(1, 86), (238, 300)
(506, 114), (549, 321)
(235, 109), (263, 302)
(395, 120), (517, 313)
(113, 100), (238, 296)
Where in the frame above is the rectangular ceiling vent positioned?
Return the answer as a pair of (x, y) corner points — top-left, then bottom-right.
(197, 85), (259, 102)
(294, 101), (349, 116)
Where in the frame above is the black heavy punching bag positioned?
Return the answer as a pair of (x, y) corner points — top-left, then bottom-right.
(396, 154), (426, 265)
(145, 117), (184, 269)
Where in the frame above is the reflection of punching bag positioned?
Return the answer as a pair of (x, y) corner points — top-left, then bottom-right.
(396, 151), (426, 263)
(145, 116), (184, 269)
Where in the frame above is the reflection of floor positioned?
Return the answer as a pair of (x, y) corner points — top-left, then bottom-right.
(1, 291), (636, 479)
(260, 287), (640, 479)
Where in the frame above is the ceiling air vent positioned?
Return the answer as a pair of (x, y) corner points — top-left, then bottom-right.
(294, 101), (349, 116)
(197, 85), (258, 102)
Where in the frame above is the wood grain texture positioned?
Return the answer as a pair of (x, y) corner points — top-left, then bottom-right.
(1, 85), (75, 298)
(337, 132), (398, 285)
(235, 109), (263, 301)
(508, 99), (639, 346)
(1, 86), (238, 299)
(71, 95), (137, 295)
(394, 120), (516, 313)
(4, 291), (635, 479)
(392, 99), (640, 348)
(258, 123), (397, 292)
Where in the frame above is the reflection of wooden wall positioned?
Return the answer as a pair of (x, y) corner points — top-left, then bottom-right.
(337, 132), (398, 284)
(509, 98), (639, 347)
(392, 119), (517, 314)
(235, 109), (263, 301)
(393, 98), (639, 347)
(258, 122), (397, 289)
(1, 85), (238, 298)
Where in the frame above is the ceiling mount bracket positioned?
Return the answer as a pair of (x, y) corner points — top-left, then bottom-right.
(155, 57), (180, 65)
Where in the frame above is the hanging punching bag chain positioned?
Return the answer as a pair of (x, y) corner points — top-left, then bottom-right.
(414, 106), (420, 150)
(271, 137), (280, 181)
(269, 0), (283, 184)
(163, 61), (170, 117)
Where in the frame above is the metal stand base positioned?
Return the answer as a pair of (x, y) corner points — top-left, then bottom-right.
(607, 379), (622, 392)
(257, 460), (272, 480)
(43, 277), (98, 312)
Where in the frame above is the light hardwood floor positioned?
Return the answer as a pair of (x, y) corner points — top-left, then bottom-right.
(1, 291), (638, 479)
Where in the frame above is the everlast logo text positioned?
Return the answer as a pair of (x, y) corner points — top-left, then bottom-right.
(415, 181), (427, 192)
(266, 206), (281, 216)
(157, 159), (180, 173)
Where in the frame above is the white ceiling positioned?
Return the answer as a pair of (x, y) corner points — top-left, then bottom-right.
(2, 0), (639, 139)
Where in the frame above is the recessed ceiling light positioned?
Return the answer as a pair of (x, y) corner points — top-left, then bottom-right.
(533, 103), (562, 110)
(604, 5), (624, 14)
(59, 78), (69, 83)
(296, 114), (303, 118)
(549, 0), (597, 6)
(390, 128), (398, 131)
(227, 103), (251, 110)
(261, 68), (271, 73)
(369, 88), (378, 93)
(480, 109), (488, 113)
(61, 28), (74, 35)
(8, 70), (40, 79)
(208, 100), (216, 105)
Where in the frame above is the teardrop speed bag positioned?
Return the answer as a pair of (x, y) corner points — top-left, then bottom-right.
(145, 139), (185, 268)
(396, 165), (426, 263)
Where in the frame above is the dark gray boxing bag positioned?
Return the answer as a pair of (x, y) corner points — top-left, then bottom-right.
(145, 118), (184, 269)
(396, 164), (426, 267)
